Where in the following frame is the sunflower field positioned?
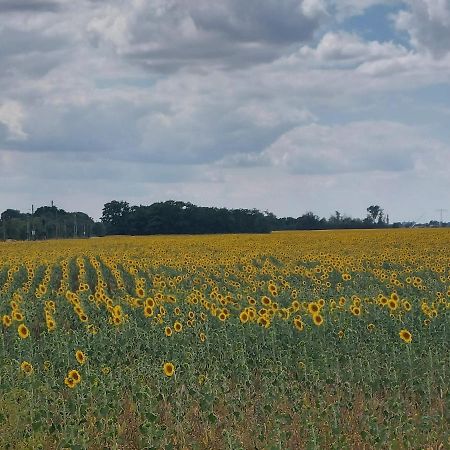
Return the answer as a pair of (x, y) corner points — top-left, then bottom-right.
(0, 229), (449, 449)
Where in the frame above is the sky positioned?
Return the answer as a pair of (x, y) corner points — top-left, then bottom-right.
(0, 0), (449, 223)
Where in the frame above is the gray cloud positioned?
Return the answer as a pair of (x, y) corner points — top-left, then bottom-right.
(86, 0), (328, 71)
(0, 0), (61, 13)
(395, 0), (450, 57)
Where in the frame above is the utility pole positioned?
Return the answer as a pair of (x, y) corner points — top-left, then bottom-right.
(31, 204), (36, 240)
(436, 209), (447, 228)
(27, 209), (30, 240)
(74, 213), (77, 238)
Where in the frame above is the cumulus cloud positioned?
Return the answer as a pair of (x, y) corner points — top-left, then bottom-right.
(395, 0), (450, 57)
(85, 0), (328, 71)
(0, 101), (27, 140)
(262, 121), (448, 175)
(299, 31), (408, 64)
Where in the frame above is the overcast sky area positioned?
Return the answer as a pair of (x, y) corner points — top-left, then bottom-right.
(1, 0), (449, 222)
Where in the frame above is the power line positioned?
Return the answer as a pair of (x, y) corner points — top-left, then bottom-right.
(436, 209), (447, 227)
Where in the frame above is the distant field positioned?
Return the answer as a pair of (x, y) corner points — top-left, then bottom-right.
(0, 230), (449, 449)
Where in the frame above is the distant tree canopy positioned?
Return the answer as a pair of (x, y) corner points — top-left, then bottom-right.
(0, 205), (95, 240)
(101, 200), (272, 235)
(2, 199), (421, 241)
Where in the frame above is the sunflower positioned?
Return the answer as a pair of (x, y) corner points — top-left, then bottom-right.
(239, 310), (249, 323)
(79, 313), (88, 323)
(164, 326), (173, 337)
(174, 307), (181, 316)
(13, 311), (24, 322)
(20, 361), (33, 375)
(18, 324), (30, 339)
(68, 369), (81, 384)
(112, 316), (122, 325)
(46, 319), (56, 331)
(86, 324), (98, 335)
(399, 329), (412, 343)
(261, 296), (272, 307)
(257, 316), (270, 328)
(163, 362), (175, 377)
(308, 302), (320, 315)
(268, 284), (278, 297)
(293, 318), (304, 331)
(199, 332), (206, 343)
(388, 299), (398, 311)
(75, 350), (87, 365)
(144, 306), (154, 318)
(367, 323), (375, 331)
(2, 314), (12, 327)
(351, 306), (361, 317)
(64, 377), (76, 388)
(174, 321), (183, 332)
(218, 312), (227, 322)
(312, 313), (324, 326)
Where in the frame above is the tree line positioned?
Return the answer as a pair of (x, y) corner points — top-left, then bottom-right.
(1, 200), (441, 241)
(0, 206), (98, 240)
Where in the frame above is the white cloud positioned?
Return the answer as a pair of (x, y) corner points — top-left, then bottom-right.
(299, 31), (408, 64)
(0, 101), (27, 140)
(262, 121), (449, 175)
